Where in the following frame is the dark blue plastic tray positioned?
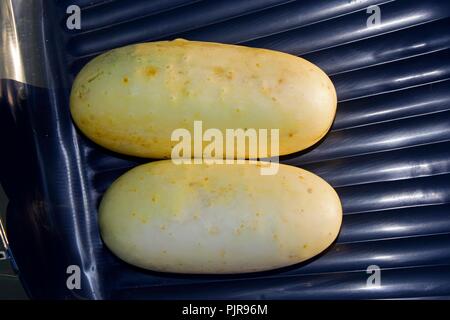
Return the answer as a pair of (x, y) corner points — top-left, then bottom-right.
(0, 0), (450, 299)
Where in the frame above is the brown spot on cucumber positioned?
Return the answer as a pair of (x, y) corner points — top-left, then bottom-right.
(144, 66), (158, 77)
(87, 71), (103, 83)
(213, 67), (233, 79)
(213, 66), (224, 76)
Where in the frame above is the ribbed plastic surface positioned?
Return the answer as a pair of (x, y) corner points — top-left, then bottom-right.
(3, 0), (450, 299)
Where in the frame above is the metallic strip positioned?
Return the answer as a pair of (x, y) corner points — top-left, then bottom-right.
(0, 0), (48, 87)
(0, 217), (8, 261)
